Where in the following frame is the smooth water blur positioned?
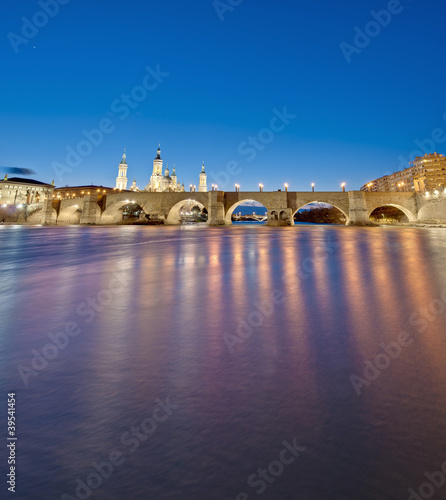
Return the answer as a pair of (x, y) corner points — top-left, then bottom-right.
(1, 225), (446, 500)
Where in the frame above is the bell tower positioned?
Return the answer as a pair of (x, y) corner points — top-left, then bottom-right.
(115, 149), (128, 190)
(199, 162), (207, 192)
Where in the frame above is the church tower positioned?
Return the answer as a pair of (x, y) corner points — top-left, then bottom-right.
(153, 145), (163, 176)
(146, 145), (163, 191)
(199, 162), (207, 192)
(115, 149), (128, 190)
(171, 164), (177, 186)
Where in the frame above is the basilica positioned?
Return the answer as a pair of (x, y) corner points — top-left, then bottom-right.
(115, 146), (207, 193)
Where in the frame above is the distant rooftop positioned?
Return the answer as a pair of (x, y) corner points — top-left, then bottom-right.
(53, 185), (115, 190)
(1, 177), (52, 187)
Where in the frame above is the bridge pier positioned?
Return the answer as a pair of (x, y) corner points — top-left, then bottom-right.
(347, 192), (375, 226)
(207, 191), (225, 225)
(266, 208), (294, 226)
(80, 193), (100, 224)
(41, 198), (56, 225)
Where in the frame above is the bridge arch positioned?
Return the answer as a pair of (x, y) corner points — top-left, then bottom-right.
(368, 203), (417, 223)
(101, 198), (150, 224)
(293, 201), (349, 225)
(57, 205), (83, 225)
(166, 199), (207, 224)
(26, 206), (57, 224)
(224, 199), (268, 225)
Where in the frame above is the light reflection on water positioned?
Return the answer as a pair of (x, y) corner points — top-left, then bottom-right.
(0, 225), (446, 500)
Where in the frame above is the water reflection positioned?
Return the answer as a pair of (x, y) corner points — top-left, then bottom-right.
(0, 225), (446, 500)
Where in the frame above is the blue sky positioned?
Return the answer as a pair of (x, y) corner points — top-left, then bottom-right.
(2, 0), (446, 191)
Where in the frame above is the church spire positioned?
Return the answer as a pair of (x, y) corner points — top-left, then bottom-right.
(121, 148), (127, 165)
(201, 161), (205, 173)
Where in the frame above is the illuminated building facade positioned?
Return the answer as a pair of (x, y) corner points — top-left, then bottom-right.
(0, 176), (54, 205)
(53, 185), (116, 200)
(361, 153), (446, 193)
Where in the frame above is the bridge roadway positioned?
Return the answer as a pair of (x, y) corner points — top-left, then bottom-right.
(22, 190), (446, 225)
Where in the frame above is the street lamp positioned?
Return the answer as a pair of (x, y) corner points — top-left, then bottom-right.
(190, 184), (193, 192)
(259, 183), (263, 192)
(311, 183), (315, 192)
(341, 183), (346, 192)
(214, 185), (217, 191)
(284, 183), (288, 192)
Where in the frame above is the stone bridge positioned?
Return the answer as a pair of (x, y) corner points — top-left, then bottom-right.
(11, 190), (446, 226)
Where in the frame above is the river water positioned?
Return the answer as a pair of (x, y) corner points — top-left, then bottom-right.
(1, 225), (446, 500)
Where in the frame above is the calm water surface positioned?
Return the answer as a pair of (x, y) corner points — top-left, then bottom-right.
(1, 225), (446, 500)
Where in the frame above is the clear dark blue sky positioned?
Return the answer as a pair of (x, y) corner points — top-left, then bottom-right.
(2, 0), (446, 191)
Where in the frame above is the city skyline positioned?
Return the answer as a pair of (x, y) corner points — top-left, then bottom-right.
(3, 0), (446, 191)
